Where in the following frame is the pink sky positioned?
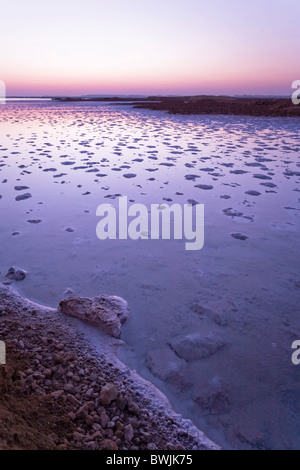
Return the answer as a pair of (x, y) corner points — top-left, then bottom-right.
(1, 0), (299, 96)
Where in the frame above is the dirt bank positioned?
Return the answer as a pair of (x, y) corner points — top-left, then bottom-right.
(0, 284), (219, 450)
(133, 96), (300, 117)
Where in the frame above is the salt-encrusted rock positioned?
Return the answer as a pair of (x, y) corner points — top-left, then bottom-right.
(231, 232), (249, 241)
(146, 348), (189, 390)
(59, 295), (129, 338)
(5, 266), (27, 281)
(193, 376), (230, 416)
(213, 312), (227, 327)
(169, 332), (225, 362)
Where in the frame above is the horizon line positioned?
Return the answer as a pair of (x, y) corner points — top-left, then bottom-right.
(5, 93), (291, 98)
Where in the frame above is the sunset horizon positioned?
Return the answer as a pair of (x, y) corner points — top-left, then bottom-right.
(2, 0), (299, 97)
(3, 68), (297, 98)
(5, 88), (294, 97)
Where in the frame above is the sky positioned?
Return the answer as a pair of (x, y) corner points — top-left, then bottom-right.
(0, 0), (299, 96)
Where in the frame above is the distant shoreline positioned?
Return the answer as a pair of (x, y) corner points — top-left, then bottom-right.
(4, 95), (300, 117)
(49, 95), (300, 117)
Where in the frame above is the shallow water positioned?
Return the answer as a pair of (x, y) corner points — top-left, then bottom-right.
(0, 101), (299, 449)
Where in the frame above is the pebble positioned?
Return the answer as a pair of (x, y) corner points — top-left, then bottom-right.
(5, 266), (27, 281)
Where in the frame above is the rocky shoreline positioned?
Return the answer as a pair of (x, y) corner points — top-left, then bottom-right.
(0, 284), (219, 450)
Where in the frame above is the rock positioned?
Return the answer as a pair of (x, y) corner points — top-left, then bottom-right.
(59, 295), (129, 338)
(199, 167), (214, 172)
(166, 442), (185, 450)
(72, 431), (85, 442)
(128, 416), (139, 429)
(213, 312), (227, 327)
(76, 403), (91, 420)
(115, 421), (124, 431)
(15, 192), (32, 201)
(99, 439), (118, 450)
(245, 190), (261, 196)
(116, 397), (127, 410)
(100, 410), (109, 428)
(223, 208), (243, 218)
(51, 390), (64, 399)
(14, 186), (30, 191)
(195, 184), (214, 190)
(64, 383), (76, 394)
(193, 376), (230, 416)
(67, 394), (80, 406)
(123, 173), (136, 178)
(187, 199), (199, 206)
(67, 412), (76, 421)
(85, 415), (94, 426)
(44, 368), (52, 379)
(169, 332), (225, 361)
(230, 170), (248, 175)
(231, 232), (249, 241)
(185, 174), (200, 181)
(5, 267), (27, 281)
(253, 174), (272, 180)
(64, 288), (74, 295)
(99, 383), (119, 405)
(260, 182), (277, 188)
(146, 348), (188, 390)
(86, 441), (97, 450)
(124, 424), (134, 442)
(147, 442), (158, 450)
(191, 302), (211, 315)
